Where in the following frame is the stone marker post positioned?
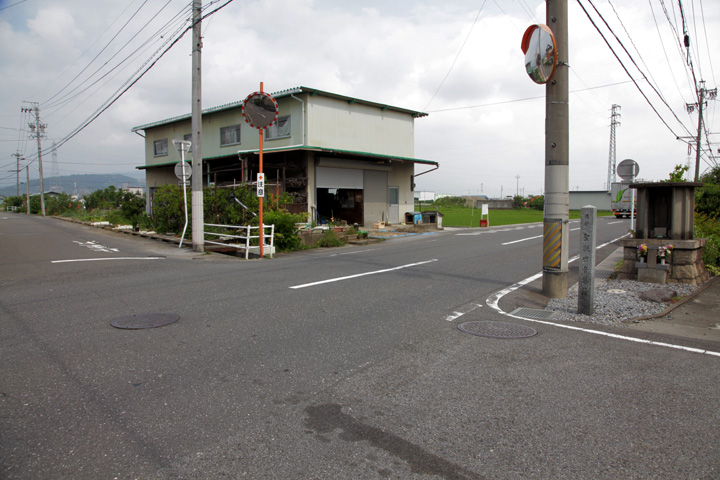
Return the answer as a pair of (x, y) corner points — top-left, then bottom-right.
(578, 206), (597, 315)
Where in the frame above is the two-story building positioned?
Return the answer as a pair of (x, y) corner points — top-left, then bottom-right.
(131, 86), (439, 227)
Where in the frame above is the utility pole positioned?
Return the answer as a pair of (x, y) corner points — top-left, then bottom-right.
(191, 0), (204, 252)
(22, 102), (46, 216)
(607, 104), (621, 191)
(686, 81), (717, 181)
(12, 152), (22, 196)
(516, 175), (520, 197)
(542, 0), (569, 298)
(25, 165), (30, 214)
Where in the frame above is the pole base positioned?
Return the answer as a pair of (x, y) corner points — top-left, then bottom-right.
(542, 270), (568, 298)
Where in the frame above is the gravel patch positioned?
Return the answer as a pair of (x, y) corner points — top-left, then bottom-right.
(546, 279), (698, 326)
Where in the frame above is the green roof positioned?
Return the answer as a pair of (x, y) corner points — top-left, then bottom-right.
(131, 86), (428, 132)
(137, 145), (438, 169)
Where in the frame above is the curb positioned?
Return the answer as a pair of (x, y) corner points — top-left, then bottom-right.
(625, 275), (719, 323)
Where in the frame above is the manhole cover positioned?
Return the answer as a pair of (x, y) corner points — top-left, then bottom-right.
(111, 313), (179, 330)
(458, 321), (537, 339)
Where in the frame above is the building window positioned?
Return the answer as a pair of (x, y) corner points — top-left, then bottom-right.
(183, 134), (193, 152)
(153, 139), (168, 156)
(220, 125), (242, 146)
(266, 115), (291, 140)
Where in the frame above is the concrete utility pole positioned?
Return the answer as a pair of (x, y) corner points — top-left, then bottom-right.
(12, 152), (22, 196)
(542, 0), (570, 298)
(25, 165), (30, 214)
(22, 102), (46, 216)
(686, 81), (717, 182)
(191, 0), (204, 252)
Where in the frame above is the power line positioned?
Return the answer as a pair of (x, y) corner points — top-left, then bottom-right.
(43, 0), (236, 158)
(577, 0), (693, 140)
(41, 0), (153, 108)
(423, 2), (487, 111)
(427, 79), (635, 113)
(585, 0), (692, 136)
(43, 1), (190, 112)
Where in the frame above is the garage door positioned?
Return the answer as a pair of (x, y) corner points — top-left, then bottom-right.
(315, 167), (363, 189)
(363, 170), (387, 226)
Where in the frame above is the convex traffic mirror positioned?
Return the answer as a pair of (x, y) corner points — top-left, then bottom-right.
(521, 24), (557, 84)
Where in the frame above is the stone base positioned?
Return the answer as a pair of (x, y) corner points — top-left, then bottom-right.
(618, 238), (710, 285)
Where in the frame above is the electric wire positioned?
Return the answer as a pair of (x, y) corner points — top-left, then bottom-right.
(649, 0), (690, 105)
(607, 0), (665, 102)
(659, 0), (698, 100)
(43, 0), (236, 158)
(40, 0), (152, 107)
(585, 0), (692, 135)
(423, 1), (487, 111)
(427, 79), (635, 113)
(44, 5), (193, 125)
(698, 0), (717, 85)
(578, 0), (693, 139)
(43, 1), (189, 112)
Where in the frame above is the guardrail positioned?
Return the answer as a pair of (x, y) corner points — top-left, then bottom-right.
(204, 223), (275, 259)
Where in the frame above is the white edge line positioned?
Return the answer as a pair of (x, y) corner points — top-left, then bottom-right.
(486, 234), (720, 358)
(52, 257), (165, 263)
(290, 259), (438, 289)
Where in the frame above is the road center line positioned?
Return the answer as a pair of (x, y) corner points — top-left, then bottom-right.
(290, 259), (438, 289)
(502, 234), (543, 245)
(52, 257), (165, 263)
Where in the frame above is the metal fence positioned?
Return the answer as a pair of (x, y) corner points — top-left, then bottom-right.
(203, 223), (275, 259)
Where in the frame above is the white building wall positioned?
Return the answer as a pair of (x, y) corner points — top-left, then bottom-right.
(306, 96), (415, 157)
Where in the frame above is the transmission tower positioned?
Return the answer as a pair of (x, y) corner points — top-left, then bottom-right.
(606, 104), (621, 191)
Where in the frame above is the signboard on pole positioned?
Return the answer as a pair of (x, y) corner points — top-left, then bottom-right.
(174, 161), (192, 182)
(257, 173), (265, 198)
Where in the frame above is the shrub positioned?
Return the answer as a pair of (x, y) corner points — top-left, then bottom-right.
(317, 229), (345, 247)
(695, 213), (720, 275)
(433, 196), (466, 207)
(152, 185), (188, 233)
(263, 210), (304, 252)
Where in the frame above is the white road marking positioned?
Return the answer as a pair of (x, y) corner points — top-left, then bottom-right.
(445, 304), (483, 322)
(328, 249), (377, 257)
(73, 240), (119, 253)
(52, 257), (164, 263)
(290, 259), (438, 289)
(502, 234), (543, 245)
(485, 234), (720, 358)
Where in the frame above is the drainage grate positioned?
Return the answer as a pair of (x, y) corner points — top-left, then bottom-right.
(509, 308), (557, 320)
(458, 321), (537, 339)
(111, 313), (179, 330)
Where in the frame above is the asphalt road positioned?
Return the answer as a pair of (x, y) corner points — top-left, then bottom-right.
(1, 213), (718, 479)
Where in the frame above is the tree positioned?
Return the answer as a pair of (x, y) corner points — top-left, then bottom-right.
(665, 164), (689, 182)
(696, 166), (720, 218)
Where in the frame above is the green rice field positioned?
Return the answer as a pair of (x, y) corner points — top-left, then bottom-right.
(415, 205), (613, 228)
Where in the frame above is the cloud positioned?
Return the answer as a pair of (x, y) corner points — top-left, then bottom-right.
(1, 0), (718, 196)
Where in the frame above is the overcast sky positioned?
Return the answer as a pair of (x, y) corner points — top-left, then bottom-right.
(1, 0), (718, 198)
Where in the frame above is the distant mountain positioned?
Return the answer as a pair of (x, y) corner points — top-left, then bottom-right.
(0, 174), (145, 198)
